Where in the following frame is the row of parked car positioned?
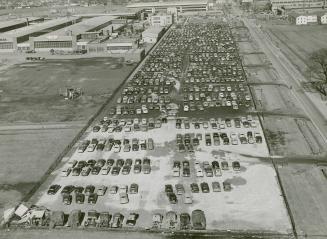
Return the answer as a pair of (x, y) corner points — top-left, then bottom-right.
(78, 137), (154, 153)
(48, 183), (139, 205)
(172, 160), (240, 177)
(175, 116), (257, 129)
(164, 181), (232, 204)
(62, 158), (152, 177)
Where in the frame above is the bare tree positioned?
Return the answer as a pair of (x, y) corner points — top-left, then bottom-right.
(307, 49), (327, 96)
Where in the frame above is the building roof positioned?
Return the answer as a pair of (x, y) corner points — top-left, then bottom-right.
(0, 17), (41, 30)
(288, 11), (327, 17)
(0, 17), (80, 38)
(36, 16), (118, 39)
(142, 26), (164, 36)
(127, 0), (208, 8)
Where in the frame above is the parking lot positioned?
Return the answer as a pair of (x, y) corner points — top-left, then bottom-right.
(15, 17), (291, 235)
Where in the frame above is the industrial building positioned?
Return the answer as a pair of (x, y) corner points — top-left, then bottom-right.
(288, 11), (327, 24)
(0, 17), (81, 52)
(0, 17), (44, 33)
(271, 0), (326, 14)
(149, 14), (173, 27)
(30, 16), (118, 52)
(142, 26), (165, 43)
(127, 0), (209, 13)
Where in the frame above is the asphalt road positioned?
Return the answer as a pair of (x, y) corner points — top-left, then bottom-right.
(242, 17), (327, 144)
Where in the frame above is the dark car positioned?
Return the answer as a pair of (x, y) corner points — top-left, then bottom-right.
(111, 166), (121, 176)
(47, 184), (61, 195)
(200, 182), (210, 193)
(165, 184), (174, 194)
(182, 167), (190, 177)
(62, 194), (72, 205)
(223, 181), (232, 191)
(122, 166), (131, 175)
(126, 213), (138, 226)
(74, 186), (84, 194)
(125, 158), (133, 166)
(130, 183), (139, 194)
(88, 193), (98, 204)
(116, 159), (124, 167)
(190, 183), (199, 193)
(91, 166), (101, 175)
(192, 210), (206, 230)
(85, 185), (95, 196)
(75, 193), (85, 204)
(77, 160), (87, 168)
(212, 161), (220, 169)
(72, 167), (81, 176)
(167, 193), (177, 204)
(106, 159), (115, 166)
(232, 161), (241, 171)
(180, 213), (191, 230)
(143, 158), (151, 165)
(61, 185), (74, 195)
(87, 159), (96, 167)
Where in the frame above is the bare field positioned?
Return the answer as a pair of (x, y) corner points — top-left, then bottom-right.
(0, 125), (82, 219)
(264, 24), (327, 61)
(262, 116), (312, 156)
(278, 163), (327, 237)
(0, 58), (135, 123)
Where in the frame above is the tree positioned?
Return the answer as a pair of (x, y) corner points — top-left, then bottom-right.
(307, 49), (327, 96)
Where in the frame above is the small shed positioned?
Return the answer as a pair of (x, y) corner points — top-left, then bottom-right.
(49, 211), (65, 228)
(67, 210), (82, 228)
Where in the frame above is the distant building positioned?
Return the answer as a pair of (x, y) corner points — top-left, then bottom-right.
(142, 26), (165, 43)
(272, 0), (325, 14)
(320, 14), (327, 23)
(127, 0), (209, 13)
(288, 12), (327, 24)
(149, 14), (173, 27)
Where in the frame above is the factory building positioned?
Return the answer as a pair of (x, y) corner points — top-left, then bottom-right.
(149, 14), (173, 27)
(0, 17), (44, 33)
(0, 17), (81, 52)
(127, 0), (209, 13)
(30, 16), (118, 52)
(271, 0), (325, 14)
(142, 26), (165, 43)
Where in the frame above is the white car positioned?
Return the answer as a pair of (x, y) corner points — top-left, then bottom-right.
(184, 194), (193, 204)
(245, 95), (251, 101)
(113, 144), (121, 153)
(251, 121), (257, 128)
(108, 126), (115, 133)
(226, 101), (232, 107)
(119, 185), (128, 194)
(209, 118), (216, 124)
(134, 118), (139, 124)
(196, 168), (204, 177)
(142, 108), (148, 114)
(101, 166), (111, 175)
(136, 109), (142, 114)
(227, 86), (232, 91)
(124, 126), (131, 132)
(184, 105), (189, 112)
(173, 168), (180, 177)
(61, 167), (72, 177)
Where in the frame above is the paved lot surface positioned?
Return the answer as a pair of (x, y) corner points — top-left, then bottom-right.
(278, 163), (327, 237)
(34, 119), (290, 233)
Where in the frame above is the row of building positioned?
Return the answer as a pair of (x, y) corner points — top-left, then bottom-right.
(288, 11), (327, 24)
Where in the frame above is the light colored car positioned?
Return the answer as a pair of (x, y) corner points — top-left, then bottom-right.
(196, 168), (204, 177)
(109, 185), (118, 194)
(119, 193), (129, 204)
(173, 167), (180, 177)
(96, 185), (107, 196)
(119, 185), (128, 194)
(61, 167), (72, 177)
(101, 165), (111, 175)
(184, 194), (193, 204)
(113, 144), (121, 153)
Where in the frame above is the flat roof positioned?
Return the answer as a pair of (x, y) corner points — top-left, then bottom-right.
(143, 26), (164, 35)
(36, 16), (118, 39)
(127, 0), (208, 8)
(0, 17), (80, 38)
(0, 17), (41, 29)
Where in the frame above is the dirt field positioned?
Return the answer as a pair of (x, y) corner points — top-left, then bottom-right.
(261, 116), (312, 156)
(0, 124), (82, 219)
(263, 24), (327, 62)
(277, 162), (327, 237)
(0, 58), (134, 123)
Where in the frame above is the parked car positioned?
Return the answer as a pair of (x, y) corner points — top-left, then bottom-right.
(192, 210), (206, 230)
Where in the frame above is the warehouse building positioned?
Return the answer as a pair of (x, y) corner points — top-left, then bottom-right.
(127, 0), (209, 13)
(30, 16), (118, 52)
(272, 0), (325, 14)
(149, 14), (173, 27)
(0, 17), (80, 52)
(142, 26), (165, 43)
(0, 17), (44, 33)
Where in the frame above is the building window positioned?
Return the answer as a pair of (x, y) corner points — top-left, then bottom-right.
(0, 42), (13, 49)
(34, 41), (73, 48)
